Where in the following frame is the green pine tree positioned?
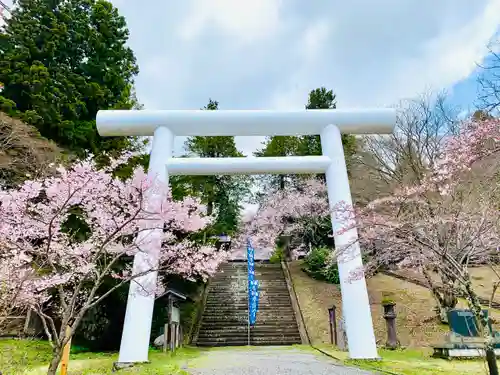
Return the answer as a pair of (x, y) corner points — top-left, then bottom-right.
(181, 99), (250, 236)
(0, 0), (141, 156)
(256, 87), (357, 190)
(299, 87), (356, 162)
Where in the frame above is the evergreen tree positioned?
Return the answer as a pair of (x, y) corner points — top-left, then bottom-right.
(299, 87), (356, 162)
(0, 0), (140, 156)
(182, 99), (250, 236)
(256, 87), (357, 190)
(254, 136), (300, 190)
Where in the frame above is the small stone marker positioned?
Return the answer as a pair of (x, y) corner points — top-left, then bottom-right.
(336, 317), (348, 351)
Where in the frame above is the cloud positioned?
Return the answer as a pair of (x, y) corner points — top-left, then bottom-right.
(267, 0), (500, 111)
(384, 0), (500, 104)
(177, 0), (284, 44)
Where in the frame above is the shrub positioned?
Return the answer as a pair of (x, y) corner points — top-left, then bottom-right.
(302, 247), (340, 284)
(269, 247), (284, 264)
(322, 263), (340, 284)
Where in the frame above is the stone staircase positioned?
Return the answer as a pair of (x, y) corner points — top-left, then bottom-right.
(194, 262), (302, 347)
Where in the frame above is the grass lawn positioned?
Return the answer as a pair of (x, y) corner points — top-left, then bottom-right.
(0, 339), (201, 375)
(315, 345), (490, 375)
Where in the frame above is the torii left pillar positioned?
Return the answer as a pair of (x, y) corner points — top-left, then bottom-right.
(117, 127), (173, 363)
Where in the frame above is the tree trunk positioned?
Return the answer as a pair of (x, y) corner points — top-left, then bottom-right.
(422, 267), (448, 322)
(486, 344), (499, 375)
(463, 277), (498, 375)
(279, 175), (285, 190)
(207, 200), (213, 216)
(46, 348), (63, 375)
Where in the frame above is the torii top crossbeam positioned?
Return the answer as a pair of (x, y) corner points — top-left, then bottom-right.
(96, 109), (395, 137)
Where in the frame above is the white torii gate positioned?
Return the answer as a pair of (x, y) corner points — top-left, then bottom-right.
(96, 108), (395, 363)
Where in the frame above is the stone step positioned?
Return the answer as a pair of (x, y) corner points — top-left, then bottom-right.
(203, 304), (295, 311)
(210, 279), (286, 290)
(203, 313), (295, 323)
(205, 293), (291, 298)
(216, 269), (285, 273)
(203, 306), (295, 312)
(200, 313), (296, 320)
(196, 333), (301, 340)
(195, 337), (302, 346)
(214, 268), (286, 273)
(207, 292), (290, 302)
(206, 291), (291, 296)
(211, 278), (288, 283)
(218, 270), (282, 273)
(199, 323), (299, 331)
(204, 299), (292, 305)
(206, 296), (291, 301)
(198, 326), (300, 336)
(210, 284), (288, 288)
(207, 284), (290, 289)
(205, 295), (292, 301)
(203, 304), (295, 310)
(198, 327), (300, 339)
(209, 279), (288, 283)
(200, 318), (297, 325)
(204, 302), (293, 308)
(205, 300), (291, 310)
(211, 276), (287, 279)
(199, 322), (299, 329)
(220, 263), (282, 268)
(213, 273), (286, 276)
(216, 265), (282, 269)
(197, 332), (300, 342)
(201, 319), (297, 325)
(197, 332), (301, 339)
(207, 289), (289, 294)
(202, 309), (296, 315)
(196, 341), (301, 347)
(207, 288), (290, 293)
(202, 312), (296, 318)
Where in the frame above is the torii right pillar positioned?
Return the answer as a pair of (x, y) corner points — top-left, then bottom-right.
(321, 124), (378, 359)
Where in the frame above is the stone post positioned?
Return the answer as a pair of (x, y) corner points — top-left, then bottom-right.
(383, 302), (399, 349)
(328, 306), (338, 346)
(336, 317), (348, 351)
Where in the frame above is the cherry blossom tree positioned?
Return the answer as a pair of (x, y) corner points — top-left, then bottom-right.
(359, 117), (500, 374)
(238, 178), (330, 257)
(0, 155), (227, 375)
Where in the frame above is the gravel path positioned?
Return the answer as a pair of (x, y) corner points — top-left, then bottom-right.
(184, 346), (375, 375)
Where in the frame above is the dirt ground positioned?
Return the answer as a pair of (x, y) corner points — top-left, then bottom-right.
(288, 261), (500, 348)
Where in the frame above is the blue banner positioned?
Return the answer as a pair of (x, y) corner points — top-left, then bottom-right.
(249, 280), (259, 325)
(247, 238), (259, 326)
